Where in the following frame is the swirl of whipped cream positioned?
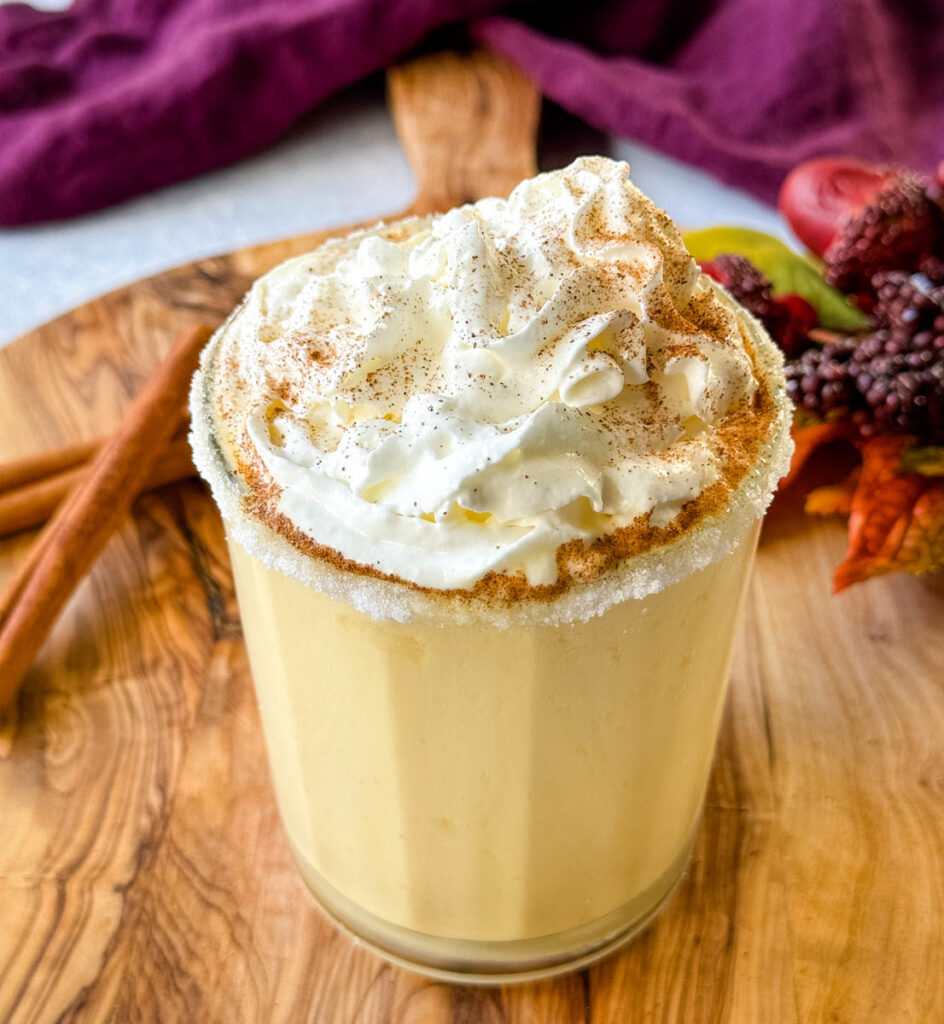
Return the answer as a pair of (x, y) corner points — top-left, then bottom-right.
(194, 157), (779, 592)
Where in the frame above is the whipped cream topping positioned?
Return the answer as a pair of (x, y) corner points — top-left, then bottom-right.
(195, 157), (779, 593)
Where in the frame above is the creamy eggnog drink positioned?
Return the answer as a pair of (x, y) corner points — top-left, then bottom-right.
(190, 157), (793, 982)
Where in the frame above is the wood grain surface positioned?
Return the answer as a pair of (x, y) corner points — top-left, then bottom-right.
(1, 51), (943, 1024)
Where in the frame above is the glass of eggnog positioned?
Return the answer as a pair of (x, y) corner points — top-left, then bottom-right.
(190, 157), (793, 983)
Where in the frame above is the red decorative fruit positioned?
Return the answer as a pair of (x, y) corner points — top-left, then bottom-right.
(774, 293), (819, 358)
(778, 157), (894, 257)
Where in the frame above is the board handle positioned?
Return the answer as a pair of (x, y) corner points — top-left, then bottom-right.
(388, 51), (540, 215)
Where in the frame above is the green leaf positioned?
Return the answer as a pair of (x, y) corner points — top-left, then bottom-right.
(901, 445), (944, 477)
(683, 226), (868, 332)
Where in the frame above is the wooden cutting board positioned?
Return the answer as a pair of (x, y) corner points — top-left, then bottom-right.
(1, 51), (942, 1024)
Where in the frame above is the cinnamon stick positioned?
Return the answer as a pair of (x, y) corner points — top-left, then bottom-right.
(0, 431), (196, 538)
(0, 439), (101, 630)
(0, 406), (190, 497)
(0, 498), (75, 631)
(0, 437), (103, 494)
(0, 324), (213, 712)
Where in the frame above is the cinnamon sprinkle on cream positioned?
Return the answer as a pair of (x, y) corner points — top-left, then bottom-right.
(190, 157), (794, 624)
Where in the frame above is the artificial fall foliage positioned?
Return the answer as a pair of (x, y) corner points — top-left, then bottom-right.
(786, 425), (944, 591)
(685, 166), (944, 591)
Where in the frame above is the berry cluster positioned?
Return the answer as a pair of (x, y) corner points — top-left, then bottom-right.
(700, 253), (817, 358)
(786, 263), (944, 441)
(786, 337), (856, 418)
(786, 333), (944, 440)
(704, 253), (773, 318)
(824, 176), (944, 295)
(872, 264), (944, 342)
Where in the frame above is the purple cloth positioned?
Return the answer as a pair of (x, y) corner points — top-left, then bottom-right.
(0, 0), (941, 226)
(473, 4), (944, 203)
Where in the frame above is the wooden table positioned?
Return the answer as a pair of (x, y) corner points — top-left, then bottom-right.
(1, 53), (942, 1024)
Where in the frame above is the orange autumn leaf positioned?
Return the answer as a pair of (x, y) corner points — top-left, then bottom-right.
(833, 435), (944, 592)
(781, 419), (848, 489)
(890, 484), (944, 570)
(845, 436), (924, 559)
(805, 469), (860, 517)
